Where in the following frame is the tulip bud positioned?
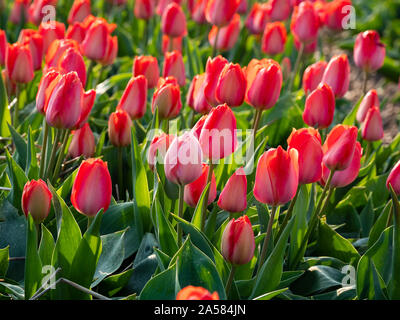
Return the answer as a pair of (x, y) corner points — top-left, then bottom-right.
(184, 164), (217, 207)
(190, 73), (213, 114)
(117, 76), (148, 120)
(57, 47), (87, 87)
(269, 0), (291, 21)
(152, 77), (182, 120)
(108, 109), (133, 147)
(133, 55), (160, 89)
(208, 14), (240, 52)
(45, 39), (80, 68)
(215, 62), (246, 107)
(66, 22), (86, 44)
(36, 68), (62, 115)
(245, 3), (269, 35)
(290, 1), (320, 44)
(302, 60), (327, 95)
(38, 21), (66, 53)
(81, 19), (110, 61)
(191, 114), (208, 139)
(71, 158), (112, 216)
(100, 35), (118, 66)
(147, 133), (175, 170)
(245, 58), (282, 110)
(218, 167), (247, 213)
(323, 0), (352, 31)
(203, 56), (229, 107)
(164, 132), (203, 185)
(0, 30), (6, 66)
(361, 106), (384, 142)
(199, 104), (238, 161)
(163, 50), (186, 87)
(303, 83), (335, 129)
(221, 215), (255, 265)
(261, 22), (287, 56)
(176, 286), (219, 300)
(357, 89), (379, 123)
(68, 0), (91, 24)
(162, 35), (182, 54)
(18, 29), (44, 71)
(68, 123), (96, 159)
(288, 128), (323, 184)
(205, 0), (240, 27)
(135, 0), (155, 20)
(254, 146), (299, 205)
(322, 124), (358, 172)
(10, 0), (30, 25)
(29, 0), (58, 26)
(387, 160), (400, 195)
(157, 0), (183, 15)
(237, 0), (247, 14)
(74, 89), (96, 130)
(321, 54), (350, 98)
(190, 0), (207, 23)
(21, 179), (52, 223)
(354, 30), (386, 73)
(161, 3), (187, 38)
(5, 43), (34, 84)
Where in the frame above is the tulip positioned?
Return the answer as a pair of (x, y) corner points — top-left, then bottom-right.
(354, 30), (386, 73)
(205, 0), (240, 27)
(68, 0), (91, 24)
(147, 133), (175, 170)
(184, 164), (217, 207)
(261, 22), (287, 56)
(157, 0), (183, 15)
(99, 35), (118, 66)
(176, 286), (219, 300)
(361, 106), (384, 142)
(21, 179), (52, 223)
(29, 0), (58, 26)
(221, 215), (255, 265)
(269, 0), (291, 21)
(68, 123), (96, 159)
(0, 30), (6, 66)
(161, 3), (187, 38)
(36, 68), (62, 115)
(190, 0), (207, 24)
(5, 43), (34, 84)
(18, 29), (44, 71)
(199, 103), (238, 162)
(387, 160), (400, 195)
(323, 0), (352, 30)
(66, 22), (86, 44)
(163, 50), (186, 87)
(38, 21), (66, 53)
(10, 0), (30, 25)
(237, 0), (247, 14)
(45, 39), (80, 68)
(215, 62), (246, 107)
(303, 83), (335, 129)
(245, 3), (269, 35)
(189, 74), (212, 114)
(191, 114), (208, 139)
(164, 131), (203, 185)
(203, 55), (228, 107)
(302, 60), (327, 95)
(293, 35), (318, 54)
(73, 89), (96, 130)
(117, 76), (148, 120)
(357, 89), (379, 123)
(322, 124), (358, 172)
(218, 167), (247, 213)
(287, 128), (323, 184)
(57, 47), (87, 87)
(151, 77), (182, 120)
(321, 54), (350, 98)
(162, 35), (182, 54)
(133, 55), (160, 89)
(81, 19), (110, 61)
(134, 0), (155, 20)
(290, 1), (320, 44)
(71, 158), (112, 217)
(108, 109), (133, 147)
(208, 14), (240, 53)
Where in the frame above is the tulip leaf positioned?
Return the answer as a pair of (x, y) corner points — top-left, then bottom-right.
(253, 287), (289, 300)
(5, 149), (28, 213)
(140, 263), (178, 300)
(25, 127), (39, 180)
(38, 224), (55, 268)
(97, 269), (134, 297)
(191, 182), (211, 230)
(7, 123), (27, 170)
(153, 199), (178, 257)
(0, 246), (9, 278)
(0, 69), (10, 137)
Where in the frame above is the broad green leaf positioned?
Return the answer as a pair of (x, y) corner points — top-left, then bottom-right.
(253, 288), (288, 300)
(368, 201), (392, 247)
(153, 199), (178, 257)
(5, 149), (28, 212)
(38, 224), (55, 267)
(0, 68), (11, 137)
(97, 269), (134, 297)
(140, 264), (178, 300)
(0, 246), (9, 278)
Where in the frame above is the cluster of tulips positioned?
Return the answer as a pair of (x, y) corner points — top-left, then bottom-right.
(1, 0), (399, 300)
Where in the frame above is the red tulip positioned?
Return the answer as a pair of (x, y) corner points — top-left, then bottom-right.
(199, 104), (238, 161)
(5, 43), (34, 84)
(157, 0), (182, 15)
(66, 22), (86, 44)
(0, 30), (6, 66)
(237, 0), (247, 14)
(117, 76), (147, 120)
(354, 30), (386, 73)
(45, 39), (80, 68)
(57, 47), (87, 87)
(147, 133), (175, 170)
(253, 146), (299, 206)
(269, 0), (291, 21)
(176, 286), (219, 300)
(38, 21), (66, 53)
(323, 0), (352, 30)
(303, 83), (335, 129)
(162, 35), (182, 54)
(245, 58), (282, 110)
(215, 62), (246, 107)
(387, 160), (400, 195)
(184, 164), (217, 207)
(190, 0), (207, 23)
(357, 89), (379, 123)
(221, 215), (255, 265)
(18, 29), (44, 71)
(205, 0), (240, 27)
(81, 19), (110, 61)
(163, 50), (186, 87)
(261, 22), (287, 56)
(10, 0), (30, 25)
(161, 3), (187, 38)
(99, 35), (118, 66)
(218, 167), (247, 213)
(191, 114), (208, 139)
(21, 179), (52, 223)
(133, 55), (160, 89)
(71, 158), (112, 216)
(188, 74), (212, 114)
(164, 132), (203, 185)
(361, 106), (384, 142)
(208, 14), (240, 52)
(108, 109), (133, 147)
(203, 55), (229, 107)
(294, 35), (318, 53)
(68, 0), (91, 24)
(36, 68), (62, 115)
(29, 0), (58, 26)
(73, 89), (96, 130)
(68, 123), (96, 159)
(287, 128), (323, 184)
(321, 54), (350, 98)
(151, 77), (182, 120)
(290, 1), (319, 44)
(302, 60), (327, 95)
(245, 3), (269, 35)
(135, 0), (155, 19)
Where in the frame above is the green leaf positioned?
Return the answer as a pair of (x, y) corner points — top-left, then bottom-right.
(153, 199), (178, 257)
(0, 246), (9, 278)
(253, 288), (288, 300)
(368, 201), (392, 247)
(191, 182), (211, 230)
(7, 123), (27, 169)
(38, 224), (55, 267)
(140, 264), (178, 300)
(0, 67), (11, 137)
(25, 127), (39, 179)
(97, 269), (134, 297)
(5, 149), (28, 212)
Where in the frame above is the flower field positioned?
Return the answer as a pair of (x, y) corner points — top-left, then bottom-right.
(0, 0), (400, 301)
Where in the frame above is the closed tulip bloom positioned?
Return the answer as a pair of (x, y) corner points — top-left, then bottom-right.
(147, 133), (175, 170)
(5, 43), (34, 84)
(164, 132), (203, 185)
(36, 68), (62, 115)
(73, 89), (96, 130)
(323, 0), (352, 30)
(71, 158), (112, 216)
(29, 0), (58, 26)
(117, 76), (148, 120)
(66, 22), (86, 44)
(356, 89), (379, 123)
(261, 22), (287, 56)
(108, 109), (133, 147)
(190, 74), (213, 114)
(254, 146), (299, 205)
(157, 0), (183, 15)
(0, 30), (6, 66)
(135, 0), (155, 19)
(176, 286), (219, 300)
(162, 35), (182, 54)
(161, 3), (187, 38)
(68, 0), (91, 24)
(221, 215), (255, 265)
(45, 71), (84, 129)
(288, 128), (323, 184)
(245, 58), (282, 110)
(208, 14), (240, 52)
(321, 54), (350, 98)
(290, 1), (319, 44)
(45, 39), (80, 68)
(354, 30), (386, 73)
(152, 77), (182, 120)
(58, 47), (87, 87)
(163, 50), (186, 87)
(245, 3), (269, 35)
(18, 29), (44, 71)
(303, 83), (335, 129)
(81, 19), (110, 61)
(387, 160), (400, 195)
(302, 60), (327, 95)
(269, 0), (291, 21)
(21, 179), (52, 223)
(68, 123), (96, 159)
(99, 35), (118, 66)
(205, 0), (240, 27)
(218, 167), (247, 213)
(10, 0), (30, 25)
(215, 62), (246, 107)
(204, 55), (229, 107)
(294, 35), (318, 53)
(184, 164), (217, 207)
(133, 55), (160, 89)
(38, 21), (66, 53)
(322, 124), (358, 172)
(191, 114), (208, 140)
(237, 0), (247, 14)
(199, 104), (238, 161)
(190, 0), (207, 23)
(361, 106), (384, 142)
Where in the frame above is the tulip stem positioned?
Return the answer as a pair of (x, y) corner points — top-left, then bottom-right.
(117, 147), (124, 200)
(87, 216), (95, 229)
(363, 141), (372, 165)
(256, 205), (277, 276)
(200, 162), (215, 231)
(225, 265), (236, 297)
(86, 60), (96, 90)
(252, 109), (262, 139)
(288, 42), (304, 92)
(177, 184), (184, 247)
(275, 188), (300, 243)
(44, 129), (61, 181)
(362, 70), (368, 95)
(13, 83), (22, 128)
(39, 121), (49, 179)
(52, 129), (70, 183)
(212, 27), (220, 58)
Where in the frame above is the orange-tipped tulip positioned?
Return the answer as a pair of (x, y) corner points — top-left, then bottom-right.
(188, 73), (212, 114)
(161, 3), (187, 38)
(38, 21), (66, 53)
(81, 19), (110, 61)
(45, 39), (80, 68)
(361, 106), (384, 142)
(108, 109), (133, 147)
(151, 77), (182, 120)
(133, 55), (160, 89)
(354, 30), (386, 73)
(68, 123), (96, 159)
(68, 0), (91, 24)
(218, 167), (247, 213)
(21, 179), (52, 223)
(66, 22), (86, 44)
(5, 43), (34, 84)
(323, 0), (352, 31)
(184, 164), (217, 207)
(163, 50), (186, 87)
(74, 89), (96, 130)
(303, 83), (335, 129)
(18, 29), (44, 71)
(261, 22), (287, 56)
(36, 68), (62, 115)
(117, 75), (148, 120)
(162, 35), (182, 54)
(321, 54), (350, 98)
(215, 62), (246, 107)
(176, 286), (219, 300)
(245, 3), (269, 35)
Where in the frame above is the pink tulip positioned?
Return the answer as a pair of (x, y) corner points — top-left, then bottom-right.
(357, 89), (379, 123)
(321, 54), (350, 98)
(361, 106), (384, 142)
(218, 167), (247, 213)
(68, 123), (96, 159)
